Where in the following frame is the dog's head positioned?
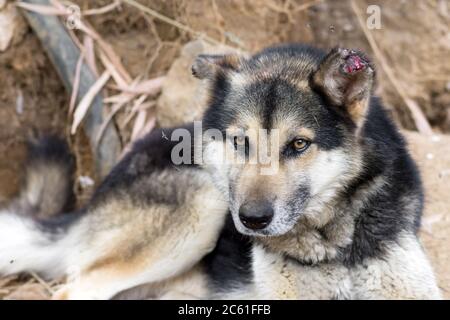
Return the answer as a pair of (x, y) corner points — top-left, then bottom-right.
(193, 44), (375, 237)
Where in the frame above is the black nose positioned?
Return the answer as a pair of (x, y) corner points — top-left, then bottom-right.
(239, 201), (274, 230)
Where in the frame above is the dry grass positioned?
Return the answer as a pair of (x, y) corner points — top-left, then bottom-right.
(0, 274), (58, 300)
(18, 0), (163, 150)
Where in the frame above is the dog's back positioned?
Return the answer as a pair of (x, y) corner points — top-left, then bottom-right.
(0, 125), (228, 299)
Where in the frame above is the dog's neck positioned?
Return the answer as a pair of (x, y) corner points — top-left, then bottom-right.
(256, 205), (355, 265)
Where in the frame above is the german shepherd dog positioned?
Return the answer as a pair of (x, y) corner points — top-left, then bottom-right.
(0, 44), (441, 299)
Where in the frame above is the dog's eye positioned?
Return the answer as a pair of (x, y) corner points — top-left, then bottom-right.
(233, 136), (249, 155)
(291, 138), (310, 152)
(234, 135), (245, 147)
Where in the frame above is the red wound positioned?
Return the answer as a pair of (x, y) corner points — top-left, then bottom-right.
(344, 55), (365, 73)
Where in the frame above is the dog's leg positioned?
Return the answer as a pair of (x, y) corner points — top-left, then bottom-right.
(157, 266), (210, 300)
(53, 271), (138, 300)
(53, 210), (227, 299)
(112, 265), (211, 300)
(351, 233), (441, 299)
(53, 256), (206, 300)
(54, 261), (213, 300)
(53, 251), (211, 300)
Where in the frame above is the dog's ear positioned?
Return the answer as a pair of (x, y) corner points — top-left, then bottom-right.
(312, 48), (375, 127)
(192, 54), (241, 80)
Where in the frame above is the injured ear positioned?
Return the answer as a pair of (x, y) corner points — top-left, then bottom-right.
(312, 48), (375, 125)
(192, 54), (241, 80)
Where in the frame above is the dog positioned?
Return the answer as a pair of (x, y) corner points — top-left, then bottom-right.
(0, 44), (441, 299)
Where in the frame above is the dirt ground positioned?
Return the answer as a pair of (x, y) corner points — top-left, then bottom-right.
(0, 0), (449, 299)
(406, 132), (450, 298)
(0, 33), (68, 205)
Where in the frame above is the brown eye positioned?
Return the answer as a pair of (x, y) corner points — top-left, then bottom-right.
(234, 135), (245, 147)
(233, 136), (249, 156)
(292, 138), (310, 152)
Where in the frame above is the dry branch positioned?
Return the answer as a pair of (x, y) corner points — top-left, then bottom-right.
(351, 0), (433, 136)
(71, 70), (111, 134)
(121, 0), (245, 51)
(19, 0), (122, 178)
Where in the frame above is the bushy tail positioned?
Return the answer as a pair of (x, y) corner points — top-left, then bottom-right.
(0, 136), (78, 278)
(14, 136), (75, 218)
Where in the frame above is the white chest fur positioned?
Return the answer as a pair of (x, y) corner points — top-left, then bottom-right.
(252, 244), (353, 299)
(250, 234), (441, 300)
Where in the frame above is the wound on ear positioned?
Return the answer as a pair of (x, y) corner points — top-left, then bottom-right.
(312, 48), (375, 126)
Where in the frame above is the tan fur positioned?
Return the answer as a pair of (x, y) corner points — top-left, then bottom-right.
(52, 169), (228, 299)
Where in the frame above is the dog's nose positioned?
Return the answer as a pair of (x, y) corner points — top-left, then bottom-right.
(239, 201), (274, 230)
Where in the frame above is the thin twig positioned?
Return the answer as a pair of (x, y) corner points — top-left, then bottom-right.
(69, 52), (84, 115)
(131, 110), (147, 141)
(83, 35), (98, 76)
(95, 100), (129, 148)
(350, 0), (433, 136)
(29, 272), (55, 295)
(99, 50), (129, 87)
(71, 70), (111, 134)
(292, 0), (323, 12)
(83, 0), (121, 16)
(77, 20), (132, 83)
(120, 0), (245, 51)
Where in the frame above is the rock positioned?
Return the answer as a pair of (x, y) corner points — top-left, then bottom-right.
(156, 40), (240, 127)
(0, 3), (27, 52)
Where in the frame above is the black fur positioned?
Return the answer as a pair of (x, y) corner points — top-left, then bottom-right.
(27, 135), (74, 167)
(203, 46), (348, 152)
(203, 72), (234, 134)
(202, 215), (253, 293)
(11, 136), (79, 238)
(91, 124), (199, 207)
(26, 135), (76, 215)
(36, 211), (84, 239)
(341, 99), (423, 266)
(249, 43), (325, 67)
(22, 135), (76, 219)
